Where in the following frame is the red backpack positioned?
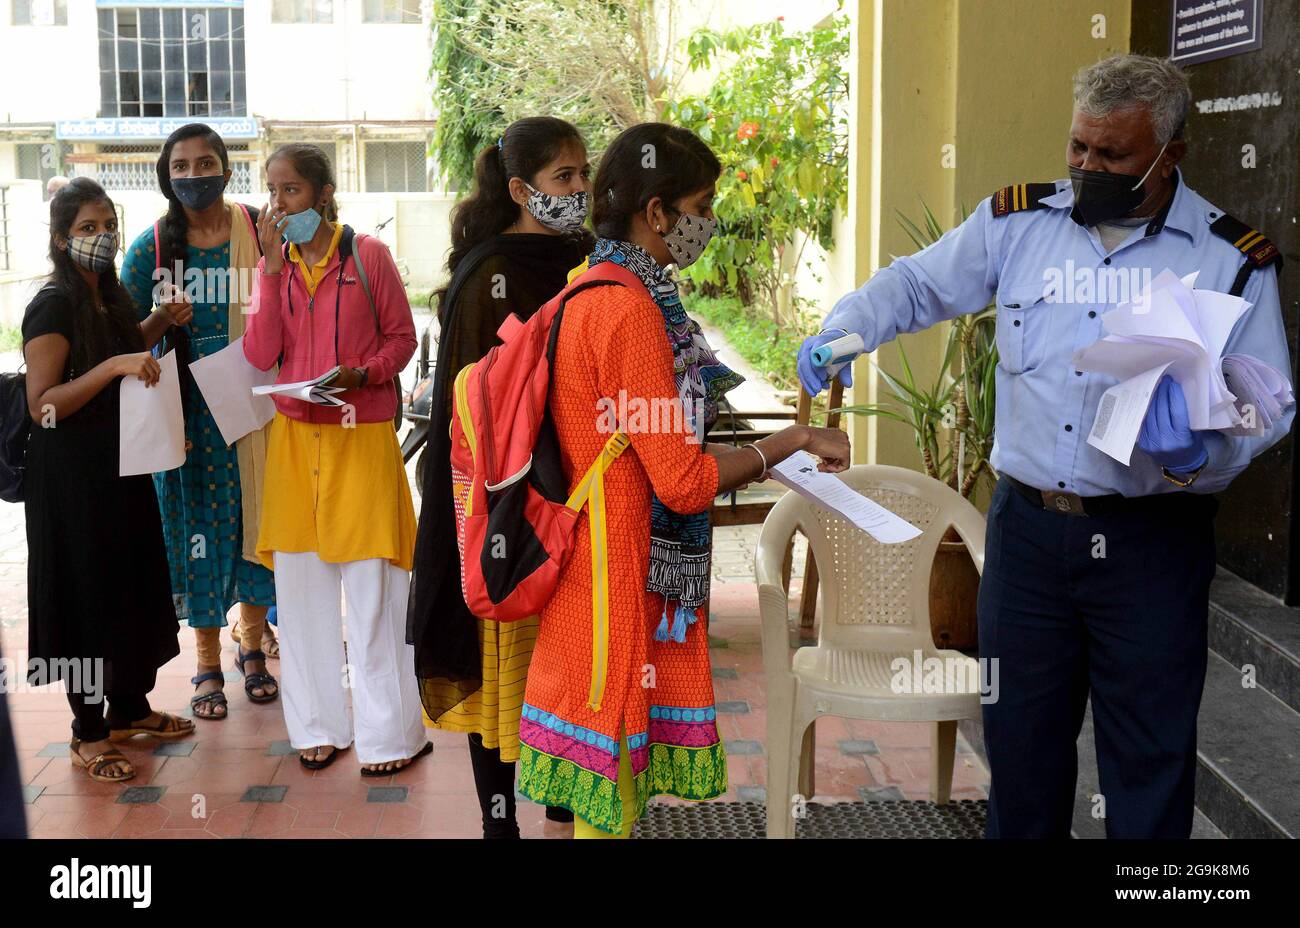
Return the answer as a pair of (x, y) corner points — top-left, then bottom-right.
(449, 260), (641, 711)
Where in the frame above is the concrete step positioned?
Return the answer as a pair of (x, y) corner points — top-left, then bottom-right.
(1208, 567), (1300, 714)
(1194, 649), (1300, 838)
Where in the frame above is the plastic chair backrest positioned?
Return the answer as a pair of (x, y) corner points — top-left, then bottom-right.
(764, 464), (986, 653)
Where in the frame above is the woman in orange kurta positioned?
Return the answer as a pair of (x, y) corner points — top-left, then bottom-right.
(516, 124), (851, 836)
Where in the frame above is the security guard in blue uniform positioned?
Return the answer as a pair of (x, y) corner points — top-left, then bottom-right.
(798, 55), (1293, 838)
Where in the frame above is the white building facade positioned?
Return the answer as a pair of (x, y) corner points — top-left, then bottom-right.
(0, 0), (449, 321)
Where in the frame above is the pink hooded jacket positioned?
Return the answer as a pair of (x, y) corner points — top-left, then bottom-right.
(243, 231), (416, 424)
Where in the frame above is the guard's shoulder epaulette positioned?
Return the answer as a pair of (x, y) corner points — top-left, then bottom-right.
(1209, 213), (1282, 270)
(991, 183), (1059, 218)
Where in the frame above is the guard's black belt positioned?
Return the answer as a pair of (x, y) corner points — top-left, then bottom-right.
(1003, 475), (1213, 518)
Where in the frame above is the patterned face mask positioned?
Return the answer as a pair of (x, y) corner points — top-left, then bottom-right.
(661, 211), (717, 269)
(66, 231), (118, 273)
(524, 183), (588, 233)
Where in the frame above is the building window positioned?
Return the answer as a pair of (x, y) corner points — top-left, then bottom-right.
(98, 6), (247, 118)
(363, 0), (420, 24)
(272, 0), (333, 23)
(13, 1), (67, 25)
(364, 141), (428, 192)
(17, 143), (61, 192)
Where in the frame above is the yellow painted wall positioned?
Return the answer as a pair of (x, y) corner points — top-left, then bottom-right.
(843, 0), (1130, 482)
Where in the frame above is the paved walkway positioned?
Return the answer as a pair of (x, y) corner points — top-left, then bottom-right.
(0, 330), (989, 838)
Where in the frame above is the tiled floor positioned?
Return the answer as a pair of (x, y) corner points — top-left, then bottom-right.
(0, 343), (989, 838)
(3, 516), (990, 839)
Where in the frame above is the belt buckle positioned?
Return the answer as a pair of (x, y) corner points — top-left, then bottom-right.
(1040, 489), (1087, 517)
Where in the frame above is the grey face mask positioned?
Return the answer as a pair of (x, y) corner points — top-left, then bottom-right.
(662, 211), (717, 269)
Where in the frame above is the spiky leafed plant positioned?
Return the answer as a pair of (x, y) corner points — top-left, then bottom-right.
(835, 202), (997, 499)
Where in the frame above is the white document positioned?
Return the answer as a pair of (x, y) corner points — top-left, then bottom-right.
(1072, 268), (1289, 464)
(1086, 362), (1172, 465)
(1222, 354), (1294, 436)
(252, 365), (347, 407)
(188, 336), (277, 446)
(120, 349), (186, 477)
(770, 451), (922, 544)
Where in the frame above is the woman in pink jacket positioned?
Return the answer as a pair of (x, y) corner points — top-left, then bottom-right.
(243, 144), (430, 775)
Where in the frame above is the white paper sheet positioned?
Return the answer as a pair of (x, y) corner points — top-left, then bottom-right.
(770, 451), (922, 544)
(251, 365), (346, 407)
(120, 349), (186, 477)
(188, 336), (277, 446)
(1085, 362), (1172, 465)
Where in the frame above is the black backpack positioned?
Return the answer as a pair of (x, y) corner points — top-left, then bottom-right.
(0, 367), (30, 503)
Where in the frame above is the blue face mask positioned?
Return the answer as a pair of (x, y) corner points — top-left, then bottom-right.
(171, 174), (227, 211)
(279, 207), (323, 244)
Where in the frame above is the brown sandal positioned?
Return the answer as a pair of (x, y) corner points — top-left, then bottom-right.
(70, 738), (135, 783)
(109, 711), (195, 742)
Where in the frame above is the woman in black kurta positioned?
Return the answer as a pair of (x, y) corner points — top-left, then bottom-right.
(406, 116), (593, 837)
(22, 178), (191, 783)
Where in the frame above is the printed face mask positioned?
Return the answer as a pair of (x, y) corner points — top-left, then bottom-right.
(524, 183), (588, 232)
(279, 206), (323, 244)
(661, 210), (717, 269)
(66, 231), (118, 273)
(171, 174), (227, 211)
(1069, 138), (1169, 226)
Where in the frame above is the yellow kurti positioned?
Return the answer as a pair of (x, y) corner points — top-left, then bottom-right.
(422, 615), (537, 761)
(257, 413), (416, 571)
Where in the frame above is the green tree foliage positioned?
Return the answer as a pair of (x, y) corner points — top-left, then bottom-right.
(666, 14), (850, 323)
(429, 0), (683, 190)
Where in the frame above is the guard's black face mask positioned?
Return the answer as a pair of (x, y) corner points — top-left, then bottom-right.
(1069, 139), (1169, 226)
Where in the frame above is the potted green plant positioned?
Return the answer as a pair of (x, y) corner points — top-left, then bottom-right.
(834, 203), (995, 651)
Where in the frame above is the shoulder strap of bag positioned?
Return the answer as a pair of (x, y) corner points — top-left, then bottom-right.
(341, 226), (382, 338)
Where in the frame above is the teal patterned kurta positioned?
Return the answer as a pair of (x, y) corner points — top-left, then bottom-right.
(121, 226), (276, 627)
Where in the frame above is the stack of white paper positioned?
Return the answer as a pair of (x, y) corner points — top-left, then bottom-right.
(770, 450), (922, 544)
(251, 365), (347, 407)
(1072, 269), (1293, 464)
(1221, 353), (1295, 436)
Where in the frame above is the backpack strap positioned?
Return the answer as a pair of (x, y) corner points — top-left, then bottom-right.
(564, 431), (630, 711)
(340, 226), (383, 338)
(153, 220), (162, 271)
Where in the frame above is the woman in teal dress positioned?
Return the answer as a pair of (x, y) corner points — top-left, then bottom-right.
(121, 123), (278, 720)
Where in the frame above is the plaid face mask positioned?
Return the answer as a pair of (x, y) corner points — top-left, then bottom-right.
(66, 231), (118, 273)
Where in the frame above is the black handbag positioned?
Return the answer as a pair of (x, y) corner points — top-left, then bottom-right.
(0, 368), (31, 503)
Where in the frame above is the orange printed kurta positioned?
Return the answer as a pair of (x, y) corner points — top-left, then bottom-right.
(515, 282), (725, 833)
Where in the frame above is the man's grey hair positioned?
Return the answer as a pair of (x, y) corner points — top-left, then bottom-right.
(1073, 54), (1193, 145)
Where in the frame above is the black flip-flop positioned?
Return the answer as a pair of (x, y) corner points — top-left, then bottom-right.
(360, 741), (432, 777)
(235, 648), (279, 705)
(190, 670), (228, 721)
(299, 744), (348, 770)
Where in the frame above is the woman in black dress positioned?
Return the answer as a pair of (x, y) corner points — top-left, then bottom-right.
(22, 178), (193, 784)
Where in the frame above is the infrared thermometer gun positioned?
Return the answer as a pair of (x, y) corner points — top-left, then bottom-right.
(811, 332), (864, 382)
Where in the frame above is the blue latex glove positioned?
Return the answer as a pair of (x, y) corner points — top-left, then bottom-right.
(1137, 374), (1207, 472)
(797, 331), (854, 396)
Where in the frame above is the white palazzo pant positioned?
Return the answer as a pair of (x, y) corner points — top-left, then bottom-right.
(272, 551), (426, 763)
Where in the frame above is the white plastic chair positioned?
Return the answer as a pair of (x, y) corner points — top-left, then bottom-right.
(755, 464), (987, 838)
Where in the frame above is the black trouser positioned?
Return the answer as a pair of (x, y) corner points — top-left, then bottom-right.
(467, 733), (574, 838)
(66, 690), (151, 743)
(977, 478), (1216, 838)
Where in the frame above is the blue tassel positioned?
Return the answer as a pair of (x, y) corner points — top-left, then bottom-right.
(669, 603), (689, 643)
(653, 600), (670, 642)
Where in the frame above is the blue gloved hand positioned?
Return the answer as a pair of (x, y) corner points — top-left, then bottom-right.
(1137, 374), (1207, 472)
(797, 331), (854, 396)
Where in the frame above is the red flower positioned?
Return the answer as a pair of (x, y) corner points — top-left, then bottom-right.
(777, 15), (785, 21)
(770, 156), (779, 168)
(737, 121), (759, 140)
(737, 170), (748, 181)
